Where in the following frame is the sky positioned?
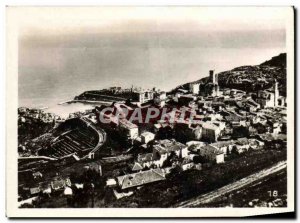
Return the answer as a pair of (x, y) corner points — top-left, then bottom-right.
(17, 7), (288, 108)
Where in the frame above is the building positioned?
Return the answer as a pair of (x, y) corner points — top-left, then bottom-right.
(119, 119), (139, 141)
(132, 89), (155, 104)
(201, 122), (221, 142)
(50, 177), (71, 191)
(154, 91), (167, 107)
(116, 168), (166, 191)
(189, 83), (200, 95)
(234, 138), (251, 153)
(194, 144), (224, 163)
(174, 122), (202, 142)
(137, 153), (156, 168)
(199, 70), (220, 97)
(210, 140), (235, 154)
(186, 140), (206, 147)
(152, 139), (189, 167)
(140, 131), (155, 144)
(256, 81), (285, 108)
(29, 187), (41, 196)
(131, 162), (143, 172)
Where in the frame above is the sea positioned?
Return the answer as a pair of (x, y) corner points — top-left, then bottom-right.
(18, 47), (285, 118)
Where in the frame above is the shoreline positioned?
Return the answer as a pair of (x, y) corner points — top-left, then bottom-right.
(58, 99), (116, 106)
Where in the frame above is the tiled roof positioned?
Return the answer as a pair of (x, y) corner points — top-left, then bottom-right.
(211, 140), (235, 148)
(199, 145), (223, 155)
(117, 169), (165, 190)
(154, 139), (186, 154)
(132, 162), (143, 171)
(137, 153), (155, 163)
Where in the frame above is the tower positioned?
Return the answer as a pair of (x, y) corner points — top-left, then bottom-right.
(209, 70), (219, 96)
(274, 80), (279, 107)
(209, 70), (215, 83)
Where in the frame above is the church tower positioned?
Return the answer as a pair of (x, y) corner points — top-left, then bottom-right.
(209, 70), (219, 97)
(274, 80), (279, 107)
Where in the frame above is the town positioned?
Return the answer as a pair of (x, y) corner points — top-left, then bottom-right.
(18, 55), (288, 208)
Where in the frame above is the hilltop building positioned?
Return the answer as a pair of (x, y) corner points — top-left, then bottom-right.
(154, 91), (167, 107)
(199, 70), (220, 97)
(132, 89), (155, 104)
(256, 81), (286, 108)
(189, 82), (200, 95)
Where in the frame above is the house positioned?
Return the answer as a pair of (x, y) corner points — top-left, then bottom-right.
(224, 113), (246, 127)
(113, 189), (134, 200)
(32, 171), (43, 179)
(116, 168), (166, 190)
(30, 187), (41, 196)
(201, 122), (221, 142)
(136, 153), (156, 168)
(268, 120), (282, 135)
(152, 139), (189, 167)
(131, 162), (143, 172)
(189, 83), (200, 94)
(248, 138), (264, 150)
(63, 187), (73, 196)
(234, 138), (251, 153)
(42, 185), (52, 195)
(119, 119), (139, 141)
(131, 89), (155, 104)
(244, 98), (261, 111)
(210, 140), (235, 154)
(154, 91), (167, 107)
(256, 81), (283, 108)
(182, 162), (195, 171)
(195, 144), (225, 163)
(106, 179), (117, 187)
(252, 115), (267, 125)
(186, 140), (206, 147)
(51, 177), (71, 191)
(181, 157), (196, 171)
(140, 131), (155, 144)
(174, 122), (202, 142)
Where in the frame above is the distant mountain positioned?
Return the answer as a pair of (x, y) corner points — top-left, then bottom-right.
(171, 53), (287, 97)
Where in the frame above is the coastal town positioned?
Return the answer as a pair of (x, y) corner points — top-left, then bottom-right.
(18, 54), (287, 208)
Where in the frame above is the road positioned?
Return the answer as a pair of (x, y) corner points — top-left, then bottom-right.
(176, 161), (287, 208)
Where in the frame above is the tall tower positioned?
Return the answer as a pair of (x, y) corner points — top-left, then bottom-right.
(215, 73), (218, 84)
(209, 70), (215, 83)
(274, 80), (279, 107)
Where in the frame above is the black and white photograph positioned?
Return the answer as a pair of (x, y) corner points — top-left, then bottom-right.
(6, 6), (295, 217)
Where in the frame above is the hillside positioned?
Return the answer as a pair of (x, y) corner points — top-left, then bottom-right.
(172, 53), (287, 96)
(260, 53), (286, 67)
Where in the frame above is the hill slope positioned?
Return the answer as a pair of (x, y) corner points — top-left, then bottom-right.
(172, 53), (287, 96)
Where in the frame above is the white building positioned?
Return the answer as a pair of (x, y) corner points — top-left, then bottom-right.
(256, 81), (286, 108)
(140, 131), (155, 144)
(189, 83), (200, 95)
(119, 119), (139, 141)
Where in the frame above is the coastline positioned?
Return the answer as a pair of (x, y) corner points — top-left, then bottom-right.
(58, 99), (117, 106)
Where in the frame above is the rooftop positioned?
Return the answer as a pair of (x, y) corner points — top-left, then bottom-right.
(154, 139), (186, 154)
(117, 168), (165, 190)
